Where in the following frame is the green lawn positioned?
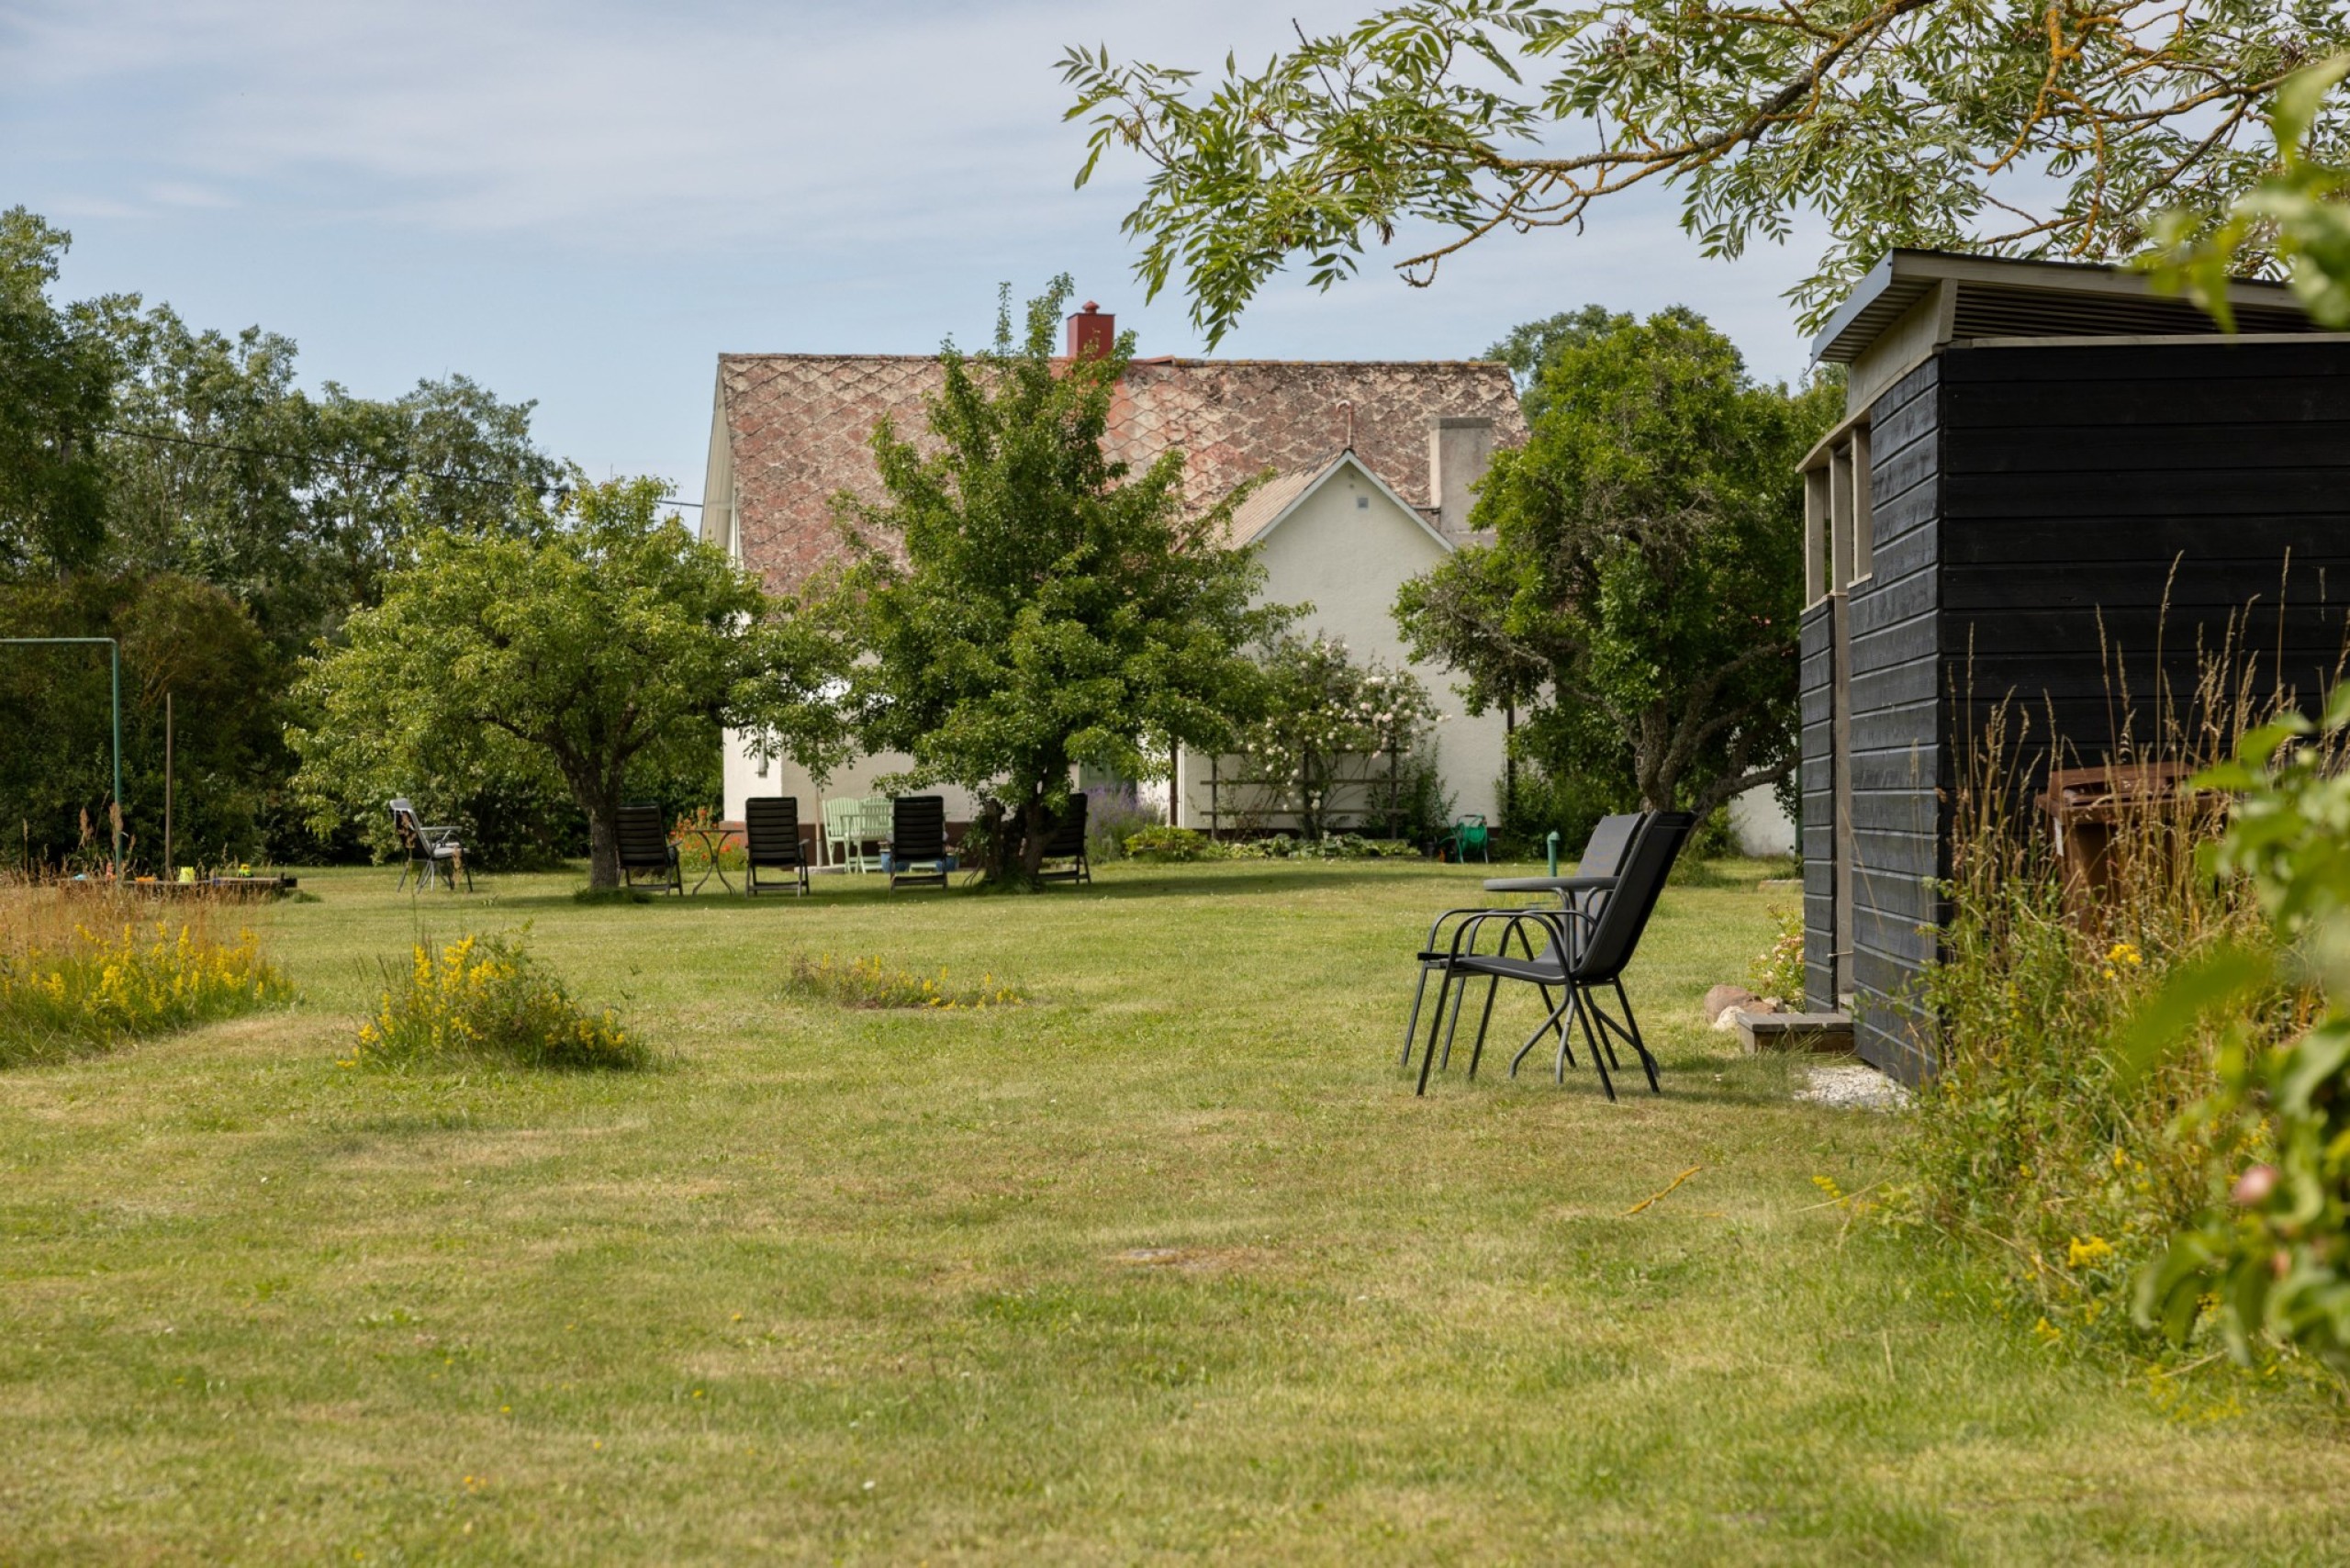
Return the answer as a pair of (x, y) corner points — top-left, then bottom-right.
(4, 859), (2347, 1563)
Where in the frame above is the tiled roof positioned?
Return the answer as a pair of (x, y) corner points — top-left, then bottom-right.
(714, 353), (1526, 592)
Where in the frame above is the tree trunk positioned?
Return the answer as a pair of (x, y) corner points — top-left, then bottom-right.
(558, 758), (626, 890)
(583, 797), (621, 889)
(1017, 798), (1052, 883)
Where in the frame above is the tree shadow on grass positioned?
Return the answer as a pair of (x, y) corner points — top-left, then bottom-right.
(482, 861), (1471, 909)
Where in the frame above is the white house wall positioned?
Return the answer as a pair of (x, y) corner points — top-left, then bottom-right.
(1176, 462), (1508, 830)
(724, 731), (982, 855)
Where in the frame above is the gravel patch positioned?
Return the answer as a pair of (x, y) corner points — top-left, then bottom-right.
(1796, 1062), (1910, 1112)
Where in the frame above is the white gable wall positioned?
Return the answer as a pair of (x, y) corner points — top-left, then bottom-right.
(1174, 458), (1508, 830)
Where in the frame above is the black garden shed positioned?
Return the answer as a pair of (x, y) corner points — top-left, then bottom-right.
(1798, 250), (2350, 1081)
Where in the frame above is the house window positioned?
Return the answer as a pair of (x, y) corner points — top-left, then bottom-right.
(1801, 422), (1872, 606)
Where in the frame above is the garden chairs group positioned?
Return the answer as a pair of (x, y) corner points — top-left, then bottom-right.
(392, 790), (1092, 896)
(1402, 809), (1695, 1101)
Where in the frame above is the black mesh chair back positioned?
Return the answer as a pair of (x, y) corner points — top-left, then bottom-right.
(744, 796), (809, 895)
(1576, 812), (1644, 880)
(890, 796), (949, 890)
(1568, 811), (1695, 983)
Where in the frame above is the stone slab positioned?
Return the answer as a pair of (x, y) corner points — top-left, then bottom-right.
(1735, 1010), (1854, 1055)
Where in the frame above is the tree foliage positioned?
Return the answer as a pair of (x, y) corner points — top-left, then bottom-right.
(0, 207), (569, 861)
(2152, 52), (2350, 328)
(1062, 1), (2349, 343)
(815, 278), (1285, 886)
(290, 478), (818, 888)
(0, 573), (279, 871)
(0, 208), (113, 574)
(1395, 307), (1839, 818)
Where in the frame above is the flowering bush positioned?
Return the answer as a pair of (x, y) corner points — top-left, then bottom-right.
(784, 953), (1024, 1010)
(1228, 633), (1441, 839)
(352, 933), (643, 1071)
(0, 891), (292, 1066)
(1745, 904), (1804, 1004)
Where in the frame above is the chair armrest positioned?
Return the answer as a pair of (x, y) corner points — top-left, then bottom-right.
(1418, 902), (1551, 956)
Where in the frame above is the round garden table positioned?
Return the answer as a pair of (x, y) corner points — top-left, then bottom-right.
(677, 825), (736, 895)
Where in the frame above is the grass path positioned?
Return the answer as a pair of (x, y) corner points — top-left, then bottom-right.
(3, 860), (2346, 1563)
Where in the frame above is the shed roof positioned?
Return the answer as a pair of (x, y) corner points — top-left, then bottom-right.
(711, 353), (1524, 593)
(1811, 249), (2316, 365)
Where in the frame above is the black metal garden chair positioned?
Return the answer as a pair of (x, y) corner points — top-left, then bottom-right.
(889, 795), (950, 890)
(743, 796), (811, 896)
(1035, 793), (1091, 886)
(1399, 811), (1648, 1072)
(1411, 810), (1695, 1101)
(616, 804), (682, 894)
(389, 798), (471, 891)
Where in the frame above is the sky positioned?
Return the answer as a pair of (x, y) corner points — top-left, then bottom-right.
(2, 0), (1829, 506)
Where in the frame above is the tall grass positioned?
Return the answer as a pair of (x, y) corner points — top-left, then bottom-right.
(352, 933), (645, 1072)
(0, 883), (292, 1066)
(1900, 644), (2316, 1350)
(782, 953), (1025, 1010)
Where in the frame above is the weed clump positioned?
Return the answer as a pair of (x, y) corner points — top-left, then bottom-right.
(0, 890), (291, 1066)
(784, 953), (1024, 1011)
(352, 933), (643, 1071)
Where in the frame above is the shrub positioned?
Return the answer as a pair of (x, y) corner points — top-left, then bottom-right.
(352, 933), (644, 1072)
(1227, 833), (1412, 860)
(0, 888), (292, 1066)
(1124, 825), (1223, 862)
(783, 954), (1024, 1010)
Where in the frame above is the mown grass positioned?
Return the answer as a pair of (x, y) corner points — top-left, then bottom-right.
(2, 858), (2347, 1563)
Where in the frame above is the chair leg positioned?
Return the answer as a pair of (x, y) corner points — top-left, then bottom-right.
(1511, 990), (1577, 1079)
(1575, 989), (1617, 1101)
(1466, 976), (1501, 1079)
(1607, 979), (1662, 1093)
(1533, 983), (1576, 1069)
(1415, 969), (1456, 1095)
(1401, 965), (1434, 1068)
(1438, 972), (1472, 1073)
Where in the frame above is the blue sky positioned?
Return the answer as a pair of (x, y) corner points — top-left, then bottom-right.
(3, 1), (1826, 504)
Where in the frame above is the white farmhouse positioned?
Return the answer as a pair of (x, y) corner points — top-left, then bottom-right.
(699, 303), (1524, 846)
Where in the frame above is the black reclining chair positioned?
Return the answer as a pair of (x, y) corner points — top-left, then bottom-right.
(1036, 794), (1091, 886)
(889, 796), (950, 890)
(616, 804), (682, 894)
(744, 796), (811, 896)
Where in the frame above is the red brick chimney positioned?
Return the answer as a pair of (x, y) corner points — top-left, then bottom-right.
(1066, 301), (1115, 360)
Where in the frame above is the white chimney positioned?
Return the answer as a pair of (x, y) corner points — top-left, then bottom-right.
(1427, 416), (1495, 535)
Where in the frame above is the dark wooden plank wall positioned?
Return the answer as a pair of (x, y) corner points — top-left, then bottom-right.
(1941, 340), (2350, 776)
(1800, 601), (1835, 1011)
(1842, 359), (1943, 1081)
